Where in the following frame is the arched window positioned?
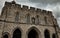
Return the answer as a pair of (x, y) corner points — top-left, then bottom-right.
(32, 17), (35, 24)
(3, 32), (9, 38)
(15, 12), (19, 22)
(52, 33), (56, 38)
(28, 29), (39, 38)
(36, 15), (39, 24)
(44, 29), (50, 38)
(13, 28), (21, 38)
(3, 34), (8, 38)
(26, 13), (30, 24)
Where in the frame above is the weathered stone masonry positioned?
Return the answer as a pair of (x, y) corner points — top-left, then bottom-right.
(0, 1), (60, 38)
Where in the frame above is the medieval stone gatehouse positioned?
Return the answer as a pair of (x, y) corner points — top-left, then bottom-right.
(0, 1), (60, 38)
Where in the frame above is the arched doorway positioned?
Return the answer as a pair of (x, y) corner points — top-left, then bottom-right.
(13, 28), (21, 38)
(44, 29), (50, 38)
(28, 29), (39, 38)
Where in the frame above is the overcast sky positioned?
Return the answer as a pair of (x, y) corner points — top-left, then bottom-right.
(0, 0), (60, 27)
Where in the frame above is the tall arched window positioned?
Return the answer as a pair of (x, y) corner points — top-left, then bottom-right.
(52, 33), (56, 38)
(36, 15), (39, 24)
(32, 17), (35, 24)
(44, 29), (50, 38)
(26, 13), (30, 24)
(13, 28), (21, 38)
(28, 29), (39, 38)
(15, 12), (19, 22)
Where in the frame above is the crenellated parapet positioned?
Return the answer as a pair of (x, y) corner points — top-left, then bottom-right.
(4, 1), (53, 16)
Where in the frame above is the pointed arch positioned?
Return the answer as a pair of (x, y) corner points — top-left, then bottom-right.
(27, 27), (40, 38)
(44, 29), (50, 38)
(13, 28), (21, 38)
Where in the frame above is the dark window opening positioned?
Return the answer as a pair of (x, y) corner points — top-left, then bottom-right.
(28, 29), (39, 38)
(44, 29), (50, 38)
(13, 29), (21, 38)
(32, 17), (35, 24)
(15, 12), (19, 22)
(52, 34), (56, 38)
(3, 34), (8, 38)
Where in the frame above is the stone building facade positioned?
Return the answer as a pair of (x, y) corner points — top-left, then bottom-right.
(0, 1), (60, 38)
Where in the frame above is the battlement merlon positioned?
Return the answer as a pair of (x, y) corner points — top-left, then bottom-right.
(22, 5), (28, 10)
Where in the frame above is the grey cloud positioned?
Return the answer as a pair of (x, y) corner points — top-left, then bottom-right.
(29, 0), (60, 4)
